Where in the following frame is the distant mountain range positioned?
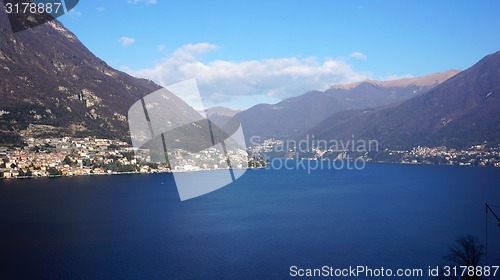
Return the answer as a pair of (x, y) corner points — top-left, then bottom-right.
(0, 8), (198, 145)
(235, 70), (459, 143)
(304, 51), (500, 149)
(330, 71), (461, 90)
(1, 6), (497, 151)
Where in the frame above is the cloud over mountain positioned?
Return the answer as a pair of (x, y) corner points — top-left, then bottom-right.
(125, 43), (372, 105)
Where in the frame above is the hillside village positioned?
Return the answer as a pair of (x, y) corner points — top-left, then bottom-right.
(0, 137), (255, 179)
(248, 139), (500, 167)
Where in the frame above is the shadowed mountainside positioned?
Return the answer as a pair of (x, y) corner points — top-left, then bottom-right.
(304, 51), (500, 149)
(0, 7), (199, 144)
(235, 71), (459, 143)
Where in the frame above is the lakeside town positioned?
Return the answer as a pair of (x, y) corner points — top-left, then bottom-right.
(0, 136), (264, 179)
(377, 145), (500, 167)
(249, 138), (500, 168)
(1, 136), (499, 180)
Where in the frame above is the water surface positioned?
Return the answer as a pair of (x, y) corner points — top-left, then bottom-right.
(0, 163), (499, 279)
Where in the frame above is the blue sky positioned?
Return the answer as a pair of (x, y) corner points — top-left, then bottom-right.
(59, 0), (500, 110)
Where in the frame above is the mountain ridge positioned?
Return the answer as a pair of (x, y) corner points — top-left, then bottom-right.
(205, 106), (241, 117)
(0, 7), (199, 145)
(331, 70), (460, 90)
(304, 51), (500, 149)
(235, 70), (459, 144)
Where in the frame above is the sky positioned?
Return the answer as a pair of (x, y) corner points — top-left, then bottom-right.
(59, 0), (500, 110)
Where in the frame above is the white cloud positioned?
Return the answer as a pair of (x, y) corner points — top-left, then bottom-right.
(124, 43), (372, 105)
(96, 7), (106, 12)
(120, 36), (136, 47)
(350, 52), (367, 59)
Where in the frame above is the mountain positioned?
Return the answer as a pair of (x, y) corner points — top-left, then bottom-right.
(235, 71), (459, 144)
(202, 106), (242, 130)
(205, 106), (241, 118)
(331, 71), (461, 90)
(304, 51), (500, 149)
(0, 7), (198, 145)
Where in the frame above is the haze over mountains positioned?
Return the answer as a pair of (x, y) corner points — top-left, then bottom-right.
(235, 70), (459, 143)
(0, 7), (198, 144)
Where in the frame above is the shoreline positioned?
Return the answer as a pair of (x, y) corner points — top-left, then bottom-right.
(0, 160), (495, 182)
(0, 166), (267, 181)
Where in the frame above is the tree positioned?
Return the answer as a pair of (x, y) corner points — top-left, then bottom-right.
(121, 152), (134, 161)
(63, 156), (73, 165)
(445, 235), (484, 268)
(438, 235), (484, 280)
(47, 167), (62, 176)
(108, 144), (119, 151)
(83, 158), (93, 167)
(147, 162), (159, 169)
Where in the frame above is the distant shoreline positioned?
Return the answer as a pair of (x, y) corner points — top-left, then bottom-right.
(1, 160), (494, 182)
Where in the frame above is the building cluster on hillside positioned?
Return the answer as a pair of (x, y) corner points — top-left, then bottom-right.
(2, 136), (497, 179)
(249, 138), (500, 167)
(387, 145), (500, 167)
(248, 139), (285, 154)
(0, 137), (251, 179)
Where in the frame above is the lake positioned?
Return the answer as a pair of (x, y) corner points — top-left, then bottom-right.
(0, 163), (499, 279)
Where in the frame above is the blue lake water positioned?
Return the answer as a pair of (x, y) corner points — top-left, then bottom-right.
(0, 163), (499, 279)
